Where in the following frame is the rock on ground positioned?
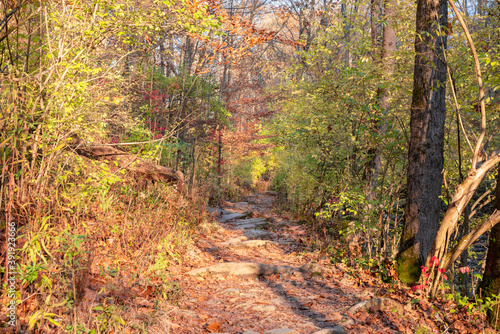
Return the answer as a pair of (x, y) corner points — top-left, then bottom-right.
(244, 229), (273, 239)
(312, 326), (346, 334)
(234, 218), (269, 229)
(186, 262), (330, 278)
(186, 262), (296, 278)
(220, 236), (248, 246)
(233, 240), (277, 248)
(263, 329), (299, 334)
(207, 207), (234, 216)
(299, 263), (331, 275)
(347, 297), (404, 315)
(252, 305), (276, 313)
(220, 212), (250, 222)
(233, 202), (251, 211)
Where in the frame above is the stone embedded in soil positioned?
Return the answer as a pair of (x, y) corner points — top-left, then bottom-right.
(220, 236), (248, 246)
(244, 229), (273, 239)
(233, 240), (277, 248)
(242, 331), (260, 334)
(355, 289), (375, 299)
(339, 317), (355, 327)
(312, 327), (346, 334)
(252, 304), (276, 313)
(220, 238), (276, 248)
(299, 263), (330, 275)
(220, 212), (251, 222)
(187, 261), (331, 278)
(207, 207), (234, 216)
(347, 297), (404, 315)
(264, 329), (299, 334)
(234, 218), (270, 229)
(233, 201), (251, 210)
(186, 262), (296, 278)
(235, 302), (254, 310)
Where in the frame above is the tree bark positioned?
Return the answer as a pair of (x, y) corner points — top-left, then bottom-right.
(397, 0), (448, 283)
(479, 167), (500, 330)
(421, 0), (494, 297)
(366, 0), (397, 191)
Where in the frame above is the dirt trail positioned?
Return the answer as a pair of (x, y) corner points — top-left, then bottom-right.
(163, 193), (441, 334)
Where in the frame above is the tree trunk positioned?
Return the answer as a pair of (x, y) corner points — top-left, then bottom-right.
(397, 0), (448, 283)
(366, 0), (397, 192)
(479, 167), (500, 330)
(183, 36), (194, 75)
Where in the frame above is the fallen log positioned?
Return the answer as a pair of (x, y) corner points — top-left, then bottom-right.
(73, 144), (184, 191)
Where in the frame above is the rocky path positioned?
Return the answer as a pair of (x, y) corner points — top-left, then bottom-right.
(162, 193), (441, 334)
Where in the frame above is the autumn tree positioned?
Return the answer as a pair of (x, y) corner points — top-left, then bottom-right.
(365, 0), (397, 192)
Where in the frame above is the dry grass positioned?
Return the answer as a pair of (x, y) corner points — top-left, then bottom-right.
(0, 153), (210, 333)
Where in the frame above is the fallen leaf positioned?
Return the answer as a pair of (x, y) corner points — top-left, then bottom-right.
(453, 320), (467, 334)
(166, 321), (181, 329)
(206, 321), (221, 333)
(355, 311), (369, 323)
(136, 297), (154, 308)
(140, 285), (154, 297)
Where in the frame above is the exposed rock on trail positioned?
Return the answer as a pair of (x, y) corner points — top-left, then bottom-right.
(186, 261), (328, 278)
(219, 212), (252, 222)
(168, 192), (483, 334)
(244, 229), (272, 239)
(346, 298), (405, 316)
(186, 262), (295, 278)
(233, 217), (270, 229)
(312, 327), (346, 334)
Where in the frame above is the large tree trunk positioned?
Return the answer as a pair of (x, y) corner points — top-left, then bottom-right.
(397, 0), (448, 283)
(480, 167), (500, 330)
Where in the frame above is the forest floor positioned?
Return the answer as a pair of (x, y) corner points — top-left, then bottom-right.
(160, 193), (497, 334)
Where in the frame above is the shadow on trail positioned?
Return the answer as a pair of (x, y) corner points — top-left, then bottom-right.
(195, 223), (348, 330)
(263, 274), (343, 328)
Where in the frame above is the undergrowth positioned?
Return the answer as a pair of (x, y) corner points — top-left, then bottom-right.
(1, 154), (208, 333)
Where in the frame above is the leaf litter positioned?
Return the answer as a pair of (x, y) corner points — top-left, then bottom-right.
(166, 193), (498, 334)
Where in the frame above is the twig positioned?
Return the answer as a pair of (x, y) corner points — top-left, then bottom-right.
(0, 0), (28, 32)
(447, 0), (486, 171)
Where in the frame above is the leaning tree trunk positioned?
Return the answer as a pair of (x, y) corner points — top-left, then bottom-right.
(397, 0), (448, 283)
(73, 144), (185, 191)
(479, 167), (500, 330)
